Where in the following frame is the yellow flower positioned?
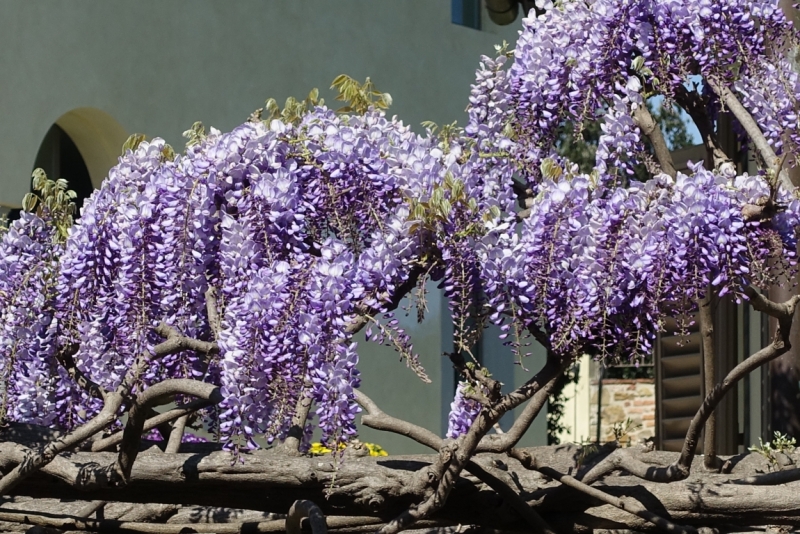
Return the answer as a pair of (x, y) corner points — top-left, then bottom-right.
(308, 441), (388, 457)
(308, 442), (333, 456)
(364, 443), (388, 457)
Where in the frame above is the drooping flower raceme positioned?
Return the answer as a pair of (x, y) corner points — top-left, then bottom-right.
(447, 382), (482, 439)
(6, 108), (449, 453)
(3, 0), (800, 449)
(0, 213), (63, 426)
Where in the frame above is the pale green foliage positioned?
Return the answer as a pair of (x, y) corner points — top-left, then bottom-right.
(182, 121), (207, 148)
(540, 157), (564, 181)
(259, 88), (324, 125)
(575, 441), (599, 469)
(421, 120), (464, 148)
(421, 120), (469, 158)
(121, 133), (146, 156)
(406, 172), (492, 238)
(631, 55), (655, 86)
(611, 417), (641, 443)
(749, 431), (797, 469)
(330, 75), (392, 115)
(122, 133), (175, 161)
(494, 40), (513, 58)
(23, 169), (77, 242)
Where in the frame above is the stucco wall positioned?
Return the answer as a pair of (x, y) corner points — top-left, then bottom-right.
(0, 1), (518, 205)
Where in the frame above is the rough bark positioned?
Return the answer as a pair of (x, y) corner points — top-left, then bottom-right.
(698, 292), (717, 469)
(3, 436), (800, 532)
(631, 104), (677, 179)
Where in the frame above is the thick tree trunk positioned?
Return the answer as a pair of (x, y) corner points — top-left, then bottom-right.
(3, 439), (800, 533)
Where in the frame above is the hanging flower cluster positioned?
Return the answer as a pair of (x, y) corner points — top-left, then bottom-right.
(447, 0), (800, 435)
(2, 0), (800, 446)
(1, 107), (453, 453)
(0, 212), (62, 426)
(474, 0), (800, 189)
(446, 381), (483, 439)
(479, 165), (799, 364)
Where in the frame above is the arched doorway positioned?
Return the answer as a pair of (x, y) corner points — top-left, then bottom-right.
(32, 123), (94, 212)
(11, 108), (128, 221)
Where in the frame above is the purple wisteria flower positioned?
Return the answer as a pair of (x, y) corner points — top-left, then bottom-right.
(3, 0), (800, 460)
(447, 382), (482, 439)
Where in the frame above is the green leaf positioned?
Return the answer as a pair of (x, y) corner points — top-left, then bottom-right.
(330, 74), (349, 88)
(439, 199), (452, 218)
(31, 169), (47, 191)
(121, 133), (146, 155)
(450, 180), (464, 201)
(161, 144), (176, 161)
(421, 120), (438, 134)
(330, 74), (391, 115)
(444, 172), (455, 189)
(182, 122), (206, 147)
(265, 98), (280, 120)
(541, 158), (563, 180)
(431, 187), (444, 205)
(22, 193), (37, 212)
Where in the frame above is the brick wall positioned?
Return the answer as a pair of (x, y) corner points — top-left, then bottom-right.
(589, 379), (655, 445)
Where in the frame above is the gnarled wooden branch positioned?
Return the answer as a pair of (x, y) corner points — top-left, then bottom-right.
(355, 390), (443, 451)
(0, 325), (221, 495)
(286, 500), (327, 534)
(163, 416), (188, 454)
(5, 444), (800, 531)
(706, 77), (794, 190)
(282, 386), (314, 455)
(698, 291), (718, 469)
(0, 507), (411, 534)
(477, 354), (569, 453)
(378, 351), (574, 532)
(91, 398), (214, 452)
(582, 312), (796, 484)
(466, 458), (556, 534)
(674, 85), (734, 171)
(510, 448), (695, 534)
(745, 286), (800, 319)
(204, 287), (222, 339)
(632, 104), (677, 179)
(55, 344), (107, 402)
(117, 380), (221, 483)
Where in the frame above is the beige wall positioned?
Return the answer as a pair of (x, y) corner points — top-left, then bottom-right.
(0, 1), (548, 454)
(556, 354), (592, 445)
(0, 1), (517, 205)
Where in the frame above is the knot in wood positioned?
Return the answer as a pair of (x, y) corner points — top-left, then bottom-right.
(426, 469), (438, 485)
(491, 458), (507, 470)
(368, 495), (384, 511)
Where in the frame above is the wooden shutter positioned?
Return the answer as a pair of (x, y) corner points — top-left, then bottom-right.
(655, 317), (703, 452)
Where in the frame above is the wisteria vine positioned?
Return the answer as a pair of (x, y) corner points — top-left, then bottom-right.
(1, 0), (800, 448)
